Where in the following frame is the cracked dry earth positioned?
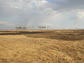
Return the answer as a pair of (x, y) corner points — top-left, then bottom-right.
(0, 35), (84, 63)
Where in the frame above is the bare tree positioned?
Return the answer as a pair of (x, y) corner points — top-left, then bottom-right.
(16, 26), (27, 30)
(38, 26), (47, 30)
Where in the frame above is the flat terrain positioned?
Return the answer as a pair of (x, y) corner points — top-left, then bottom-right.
(0, 30), (84, 63)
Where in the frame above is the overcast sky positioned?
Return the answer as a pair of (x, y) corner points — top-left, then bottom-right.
(0, 0), (84, 29)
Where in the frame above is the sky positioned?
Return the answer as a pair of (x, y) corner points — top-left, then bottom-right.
(0, 0), (84, 29)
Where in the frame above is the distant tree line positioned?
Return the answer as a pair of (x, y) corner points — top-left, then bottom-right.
(15, 25), (48, 30)
(16, 26), (27, 30)
(38, 26), (48, 29)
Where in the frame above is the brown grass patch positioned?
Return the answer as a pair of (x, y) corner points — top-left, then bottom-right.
(0, 30), (84, 63)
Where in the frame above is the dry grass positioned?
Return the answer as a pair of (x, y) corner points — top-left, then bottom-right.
(0, 30), (84, 63)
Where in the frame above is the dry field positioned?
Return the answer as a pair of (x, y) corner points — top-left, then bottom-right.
(0, 30), (84, 63)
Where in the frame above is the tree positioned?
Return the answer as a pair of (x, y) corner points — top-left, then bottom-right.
(16, 26), (27, 30)
(38, 26), (47, 30)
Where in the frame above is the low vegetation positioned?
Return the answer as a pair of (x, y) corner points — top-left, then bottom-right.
(0, 30), (84, 63)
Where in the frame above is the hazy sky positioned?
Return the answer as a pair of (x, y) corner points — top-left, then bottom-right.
(0, 0), (84, 29)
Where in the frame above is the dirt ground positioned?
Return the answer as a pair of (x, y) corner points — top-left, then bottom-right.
(0, 30), (84, 63)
